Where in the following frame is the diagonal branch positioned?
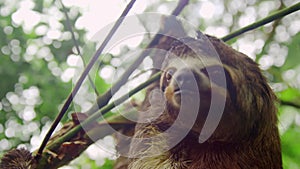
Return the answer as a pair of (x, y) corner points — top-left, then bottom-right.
(37, 72), (161, 168)
(47, 72), (160, 150)
(255, 1), (285, 62)
(85, 0), (190, 115)
(221, 2), (300, 42)
(35, 0), (190, 167)
(36, 0), (137, 161)
(280, 100), (300, 109)
(58, 0), (99, 95)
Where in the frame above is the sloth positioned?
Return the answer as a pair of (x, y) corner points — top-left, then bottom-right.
(128, 36), (282, 169)
(0, 36), (281, 169)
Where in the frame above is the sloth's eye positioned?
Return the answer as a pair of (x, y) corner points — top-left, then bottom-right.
(165, 68), (176, 82)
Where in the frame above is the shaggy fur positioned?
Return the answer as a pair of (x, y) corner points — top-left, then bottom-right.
(128, 36), (282, 169)
(0, 148), (34, 169)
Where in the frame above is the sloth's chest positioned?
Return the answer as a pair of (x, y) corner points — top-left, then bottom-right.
(129, 152), (190, 169)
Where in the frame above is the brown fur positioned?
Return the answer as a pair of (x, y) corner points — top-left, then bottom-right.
(128, 35), (282, 169)
(0, 148), (35, 169)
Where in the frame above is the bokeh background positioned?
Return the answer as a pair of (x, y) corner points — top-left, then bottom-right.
(0, 0), (299, 168)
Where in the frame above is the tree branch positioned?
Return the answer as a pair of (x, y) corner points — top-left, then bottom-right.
(58, 0), (99, 95)
(52, 71), (160, 146)
(172, 0), (189, 16)
(221, 2), (300, 42)
(35, 0), (189, 166)
(35, 72), (161, 168)
(36, 0), (137, 161)
(280, 100), (300, 109)
(85, 0), (190, 115)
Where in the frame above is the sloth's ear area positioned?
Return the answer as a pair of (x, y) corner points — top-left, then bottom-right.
(160, 67), (177, 92)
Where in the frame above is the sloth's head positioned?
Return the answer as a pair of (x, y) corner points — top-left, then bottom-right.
(160, 52), (233, 112)
(159, 37), (277, 143)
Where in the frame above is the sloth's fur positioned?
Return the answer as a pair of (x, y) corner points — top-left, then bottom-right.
(128, 36), (282, 169)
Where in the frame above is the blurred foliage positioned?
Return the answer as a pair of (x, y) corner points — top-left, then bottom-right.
(282, 32), (300, 71)
(0, 0), (299, 168)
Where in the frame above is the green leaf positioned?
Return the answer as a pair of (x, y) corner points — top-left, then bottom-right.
(277, 88), (300, 101)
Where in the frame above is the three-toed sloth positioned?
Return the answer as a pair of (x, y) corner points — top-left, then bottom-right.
(128, 36), (282, 169)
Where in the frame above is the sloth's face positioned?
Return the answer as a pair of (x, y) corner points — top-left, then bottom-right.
(161, 56), (233, 110)
(160, 56), (239, 140)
